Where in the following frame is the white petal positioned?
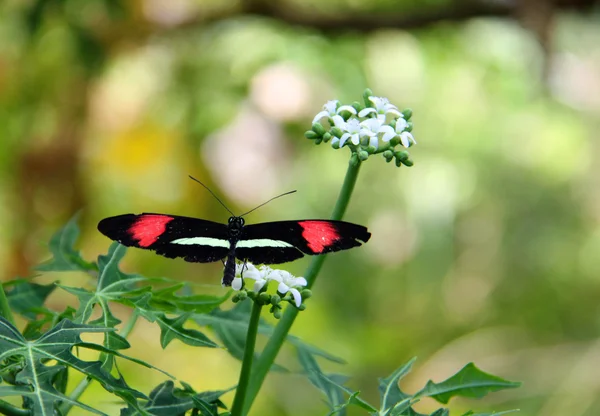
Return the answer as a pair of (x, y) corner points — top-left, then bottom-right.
(399, 131), (415, 147)
(332, 115), (346, 129)
(253, 279), (267, 292)
(369, 135), (379, 149)
(312, 110), (329, 124)
(278, 282), (290, 294)
(380, 125), (396, 142)
(295, 277), (308, 286)
(339, 133), (350, 147)
(399, 134), (410, 148)
(331, 137), (340, 147)
(231, 277), (243, 291)
(360, 118), (383, 134)
(324, 100), (339, 114)
(345, 118), (361, 133)
(358, 108), (376, 118)
(350, 133), (360, 145)
(385, 108), (402, 117)
(290, 288), (302, 307)
(336, 105), (357, 115)
(395, 118), (408, 132)
(268, 269), (283, 283)
(368, 96), (384, 109)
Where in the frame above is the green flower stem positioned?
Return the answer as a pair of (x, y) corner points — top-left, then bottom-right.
(242, 160), (362, 414)
(0, 283), (15, 325)
(230, 300), (264, 416)
(59, 310), (139, 415)
(0, 399), (29, 416)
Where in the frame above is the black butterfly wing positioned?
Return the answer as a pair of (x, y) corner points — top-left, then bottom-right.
(98, 213), (230, 263)
(236, 220), (371, 264)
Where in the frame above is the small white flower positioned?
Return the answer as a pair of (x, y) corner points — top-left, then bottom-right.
(380, 117), (414, 147)
(252, 265), (273, 292)
(359, 118), (385, 149)
(399, 131), (416, 148)
(339, 118), (362, 147)
(358, 96), (402, 121)
(312, 100), (357, 124)
(270, 270), (308, 307)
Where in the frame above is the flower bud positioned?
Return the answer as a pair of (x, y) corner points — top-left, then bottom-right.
(273, 309), (282, 319)
(258, 292), (271, 304)
(394, 150), (409, 161)
(298, 304), (307, 311)
(351, 101), (363, 113)
(402, 108), (412, 119)
(304, 130), (319, 139)
(358, 150), (369, 161)
(271, 294), (281, 305)
(350, 153), (360, 166)
(383, 150), (394, 162)
(312, 123), (326, 136)
(402, 158), (414, 167)
(322, 132), (332, 142)
(362, 89), (374, 107)
(330, 127), (343, 138)
(314, 138), (323, 145)
(301, 289), (312, 299)
(406, 122), (413, 132)
(237, 291), (248, 300)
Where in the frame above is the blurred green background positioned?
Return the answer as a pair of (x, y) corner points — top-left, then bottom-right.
(1, 0), (600, 415)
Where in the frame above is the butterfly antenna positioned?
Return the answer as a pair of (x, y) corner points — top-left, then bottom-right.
(188, 176), (236, 217)
(239, 190), (297, 217)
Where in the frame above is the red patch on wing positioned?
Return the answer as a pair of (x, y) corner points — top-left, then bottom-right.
(298, 221), (340, 253)
(129, 215), (174, 247)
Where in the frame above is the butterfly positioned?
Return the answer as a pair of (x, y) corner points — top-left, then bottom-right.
(97, 177), (371, 286)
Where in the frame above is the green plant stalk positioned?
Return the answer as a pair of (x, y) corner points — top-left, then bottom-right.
(58, 310), (139, 415)
(230, 300), (263, 416)
(0, 283), (15, 325)
(243, 160), (362, 414)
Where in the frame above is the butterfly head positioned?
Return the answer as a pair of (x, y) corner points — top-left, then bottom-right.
(228, 216), (245, 235)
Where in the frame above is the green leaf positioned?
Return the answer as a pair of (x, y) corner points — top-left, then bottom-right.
(5, 280), (56, 319)
(0, 317), (148, 415)
(120, 381), (233, 416)
(195, 302), (344, 365)
(35, 214), (97, 273)
(154, 313), (218, 349)
(297, 348), (347, 412)
(315, 373), (377, 414)
(429, 409), (449, 416)
(415, 363), (521, 405)
(379, 357), (416, 412)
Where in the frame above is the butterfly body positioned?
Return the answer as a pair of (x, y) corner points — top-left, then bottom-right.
(98, 213), (370, 286)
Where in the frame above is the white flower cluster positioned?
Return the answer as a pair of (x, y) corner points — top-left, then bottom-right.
(312, 96), (416, 151)
(232, 262), (308, 308)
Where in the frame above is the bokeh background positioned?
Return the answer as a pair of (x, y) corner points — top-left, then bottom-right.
(2, 0), (600, 415)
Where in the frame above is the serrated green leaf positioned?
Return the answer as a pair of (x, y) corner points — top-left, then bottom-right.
(120, 381), (232, 416)
(297, 348), (347, 412)
(315, 374), (377, 414)
(195, 302), (345, 365)
(415, 363), (521, 405)
(147, 312), (217, 349)
(149, 285), (230, 314)
(5, 280), (56, 319)
(36, 214), (97, 273)
(379, 357), (416, 412)
(0, 317), (148, 415)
